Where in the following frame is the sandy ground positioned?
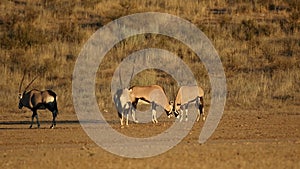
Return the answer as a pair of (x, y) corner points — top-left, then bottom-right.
(0, 106), (299, 169)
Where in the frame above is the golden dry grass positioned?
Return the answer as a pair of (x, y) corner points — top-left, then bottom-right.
(0, 0), (299, 115)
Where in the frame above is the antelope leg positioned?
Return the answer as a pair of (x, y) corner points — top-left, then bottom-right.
(152, 109), (158, 123)
(196, 101), (200, 122)
(120, 117), (123, 126)
(29, 114), (34, 128)
(126, 109), (129, 126)
(131, 108), (138, 123)
(202, 107), (205, 121)
(185, 108), (188, 122)
(185, 104), (189, 122)
(30, 110), (38, 128)
(196, 108), (200, 122)
(151, 102), (158, 123)
(179, 109), (184, 122)
(120, 112), (124, 126)
(36, 114), (40, 128)
(50, 110), (57, 129)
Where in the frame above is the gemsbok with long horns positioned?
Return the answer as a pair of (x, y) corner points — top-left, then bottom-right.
(174, 86), (205, 122)
(129, 85), (173, 123)
(113, 67), (138, 127)
(114, 88), (138, 126)
(18, 72), (58, 129)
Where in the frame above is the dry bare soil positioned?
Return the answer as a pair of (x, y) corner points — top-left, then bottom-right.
(1, 106), (299, 169)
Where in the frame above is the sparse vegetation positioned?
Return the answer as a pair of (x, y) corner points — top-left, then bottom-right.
(0, 0), (299, 115)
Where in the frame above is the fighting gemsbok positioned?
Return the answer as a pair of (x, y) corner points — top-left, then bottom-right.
(18, 72), (58, 129)
(129, 85), (173, 123)
(174, 86), (205, 122)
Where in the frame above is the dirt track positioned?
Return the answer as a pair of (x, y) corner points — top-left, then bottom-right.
(1, 107), (299, 169)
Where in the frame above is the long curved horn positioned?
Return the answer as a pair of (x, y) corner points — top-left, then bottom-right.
(119, 65), (134, 89)
(18, 70), (26, 93)
(24, 75), (38, 92)
(119, 67), (123, 88)
(127, 64), (135, 88)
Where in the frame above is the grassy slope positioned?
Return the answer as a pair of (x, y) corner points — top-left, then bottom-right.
(0, 0), (299, 115)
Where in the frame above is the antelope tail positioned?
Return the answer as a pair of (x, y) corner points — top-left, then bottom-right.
(48, 90), (59, 114)
(54, 95), (58, 114)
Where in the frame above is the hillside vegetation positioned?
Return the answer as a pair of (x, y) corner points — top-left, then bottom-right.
(0, 0), (299, 115)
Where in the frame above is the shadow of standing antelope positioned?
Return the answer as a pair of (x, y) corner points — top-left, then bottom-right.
(18, 72), (58, 129)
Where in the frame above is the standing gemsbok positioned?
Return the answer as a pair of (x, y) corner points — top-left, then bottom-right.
(114, 88), (138, 126)
(18, 73), (58, 129)
(113, 67), (138, 127)
(129, 85), (173, 123)
(174, 86), (205, 122)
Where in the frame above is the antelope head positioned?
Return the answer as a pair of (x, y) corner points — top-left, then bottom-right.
(18, 71), (38, 109)
(172, 102), (180, 118)
(166, 100), (174, 118)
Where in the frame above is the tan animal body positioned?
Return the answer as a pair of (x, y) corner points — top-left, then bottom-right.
(174, 86), (205, 122)
(129, 85), (173, 123)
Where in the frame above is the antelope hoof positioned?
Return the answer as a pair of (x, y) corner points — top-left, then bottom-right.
(29, 125), (33, 129)
(202, 116), (206, 121)
(50, 125), (55, 129)
(152, 120), (158, 124)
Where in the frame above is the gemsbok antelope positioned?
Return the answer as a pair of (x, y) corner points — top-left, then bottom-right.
(114, 88), (138, 126)
(129, 85), (173, 123)
(18, 73), (58, 129)
(113, 67), (139, 126)
(174, 86), (205, 122)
